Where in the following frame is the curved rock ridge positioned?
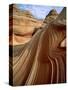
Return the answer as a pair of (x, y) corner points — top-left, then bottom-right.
(29, 9), (59, 37)
(9, 4), (43, 45)
(9, 4), (34, 18)
(9, 7), (66, 86)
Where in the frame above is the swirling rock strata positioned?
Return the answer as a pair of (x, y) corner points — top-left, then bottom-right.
(9, 4), (43, 45)
(9, 7), (66, 86)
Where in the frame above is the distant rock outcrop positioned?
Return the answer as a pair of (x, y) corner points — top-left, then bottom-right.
(43, 9), (58, 24)
(12, 4), (35, 18)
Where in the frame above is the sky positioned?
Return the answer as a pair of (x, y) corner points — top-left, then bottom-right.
(17, 4), (64, 19)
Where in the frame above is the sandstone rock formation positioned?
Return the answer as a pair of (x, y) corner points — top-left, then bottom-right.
(9, 6), (66, 86)
(9, 4), (43, 45)
(32, 9), (59, 36)
(38, 9), (59, 29)
(44, 9), (58, 24)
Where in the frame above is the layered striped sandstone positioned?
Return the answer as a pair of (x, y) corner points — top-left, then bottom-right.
(9, 4), (43, 45)
(9, 7), (66, 86)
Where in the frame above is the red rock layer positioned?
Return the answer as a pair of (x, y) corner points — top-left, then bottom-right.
(9, 23), (66, 86)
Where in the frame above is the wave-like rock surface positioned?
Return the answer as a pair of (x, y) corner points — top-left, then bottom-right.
(9, 4), (43, 45)
(9, 7), (66, 86)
